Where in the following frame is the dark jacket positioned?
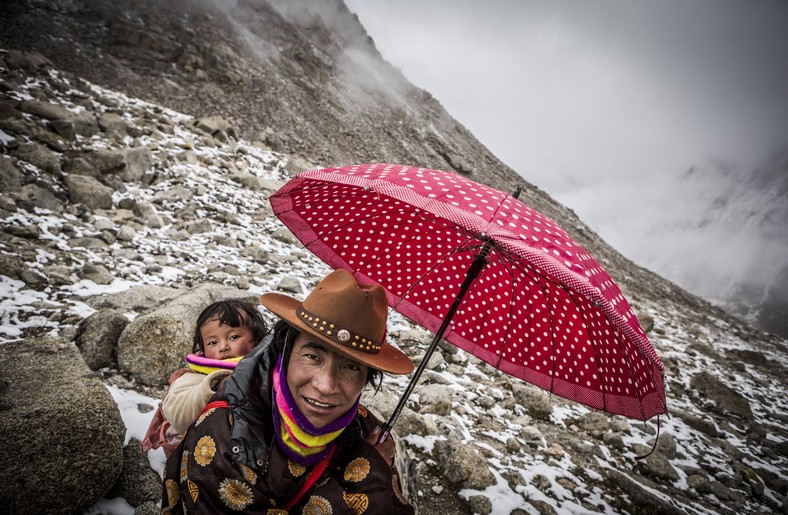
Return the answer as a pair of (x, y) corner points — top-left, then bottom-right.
(162, 335), (414, 514)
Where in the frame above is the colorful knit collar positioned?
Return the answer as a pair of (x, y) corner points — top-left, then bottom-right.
(272, 354), (359, 466)
(185, 353), (243, 375)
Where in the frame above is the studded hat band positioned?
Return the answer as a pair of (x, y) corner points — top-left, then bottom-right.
(296, 305), (382, 354)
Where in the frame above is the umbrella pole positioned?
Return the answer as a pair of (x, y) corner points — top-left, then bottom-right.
(379, 239), (493, 443)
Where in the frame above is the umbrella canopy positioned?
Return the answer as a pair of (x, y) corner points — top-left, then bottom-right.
(270, 163), (666, 425)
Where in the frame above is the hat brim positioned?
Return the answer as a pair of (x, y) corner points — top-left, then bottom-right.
(260, 292), (414, 375)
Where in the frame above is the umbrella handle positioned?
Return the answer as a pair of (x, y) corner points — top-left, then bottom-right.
(378, 240), (492, 444)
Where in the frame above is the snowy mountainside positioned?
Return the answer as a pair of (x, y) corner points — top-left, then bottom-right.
(1, 50), (787, 514)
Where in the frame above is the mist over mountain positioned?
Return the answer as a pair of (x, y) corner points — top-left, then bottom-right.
(627, 150), (788, 337)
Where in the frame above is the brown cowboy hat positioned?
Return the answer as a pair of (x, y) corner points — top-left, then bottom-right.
(260, 269), (414, 375)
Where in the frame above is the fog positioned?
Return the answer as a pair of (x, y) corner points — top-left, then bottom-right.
(345, 0), (788, 334)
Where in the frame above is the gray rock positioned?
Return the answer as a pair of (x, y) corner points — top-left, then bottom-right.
(466, 495), (492, 515)
(11, 141), (61, 174)
(79, 262), (115, 285)
(84, 284), (184, 312)
(152, 185), (193, 205)
(633, 444), (680, 482)
(99, 112), (128, 139)
(0, 337), (125, 513)
(690, 371), (753, 421)
(186, 218), (212, 234)
(417, 383), (453, 416)
(433, 438), (495, 489)
(276, 275), (303, 294)
(64, 173), (114, 210)
(76, 309), (130, 370)
(511, 382), (554, 421)
(107, 439), (162, 507)
(3, 222), (42, 240)
(133, 201), (165, 228)
(124, 146), (152, 182)
(13, 183), (64, 212)
(0, 156), (24, 193)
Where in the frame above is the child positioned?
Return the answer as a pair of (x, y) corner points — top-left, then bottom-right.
(141, 299), (269, 456)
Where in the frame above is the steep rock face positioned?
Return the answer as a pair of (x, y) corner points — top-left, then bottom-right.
(0, 0), (757, 341)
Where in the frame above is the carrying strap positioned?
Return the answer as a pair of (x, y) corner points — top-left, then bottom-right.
(283, 445), (337, 510)
(199, 400), (230, 416)
(196, 400), (337, 510)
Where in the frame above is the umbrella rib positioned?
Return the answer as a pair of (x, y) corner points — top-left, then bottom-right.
(568, 290), (650, 420)
(494, 251), (562, 396)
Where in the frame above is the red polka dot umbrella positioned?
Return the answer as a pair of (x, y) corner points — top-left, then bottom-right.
(270, 164), (667, 435)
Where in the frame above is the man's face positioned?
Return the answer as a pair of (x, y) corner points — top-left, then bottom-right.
(286, 332), (368, 428)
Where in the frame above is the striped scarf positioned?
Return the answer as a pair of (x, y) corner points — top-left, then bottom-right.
(185, 354), (243, 374)
(272, 354), (359, 466)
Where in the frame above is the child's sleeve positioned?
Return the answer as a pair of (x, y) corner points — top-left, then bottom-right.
(161, 369), (233, 434)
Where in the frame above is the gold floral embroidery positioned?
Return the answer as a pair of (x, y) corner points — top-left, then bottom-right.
(357, 405), (368, 417)
(165, 479), (179, 508)
(343, 458), (370, 482)
(188, 479), (199, 503)
(196, 407), (215, 426)
(302, 495), (333, 514)
(267, 510), (288, 515)
(392, 474), (407, 505)
(180, 451), (189, 483)
(288, 459), (306, 477)
(194, 435), (217, 466)
(343, 492), (369, 514)
(238, 463), (258, 484)
(218, 478), (254, 511)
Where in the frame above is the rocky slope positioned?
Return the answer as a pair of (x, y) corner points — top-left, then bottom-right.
(0, 0), (787, 513)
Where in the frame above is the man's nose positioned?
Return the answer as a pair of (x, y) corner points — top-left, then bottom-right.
(313, 367), (340, 394)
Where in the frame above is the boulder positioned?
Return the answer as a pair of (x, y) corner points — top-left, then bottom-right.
(0, 337), (125, 513)
(76, 309), (130, 370)
(64, 173), (114, 210)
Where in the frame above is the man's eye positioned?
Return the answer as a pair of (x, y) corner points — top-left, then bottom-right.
(344, 363), (361, 371)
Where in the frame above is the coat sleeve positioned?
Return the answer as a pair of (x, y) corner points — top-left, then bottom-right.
(161, 369), (231, 434)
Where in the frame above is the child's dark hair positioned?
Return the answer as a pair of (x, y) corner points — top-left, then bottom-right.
(269, 320), (383, 392)
(192, 299), (270, 354)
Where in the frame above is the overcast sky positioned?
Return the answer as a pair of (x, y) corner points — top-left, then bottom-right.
(344, 0), (788, 309)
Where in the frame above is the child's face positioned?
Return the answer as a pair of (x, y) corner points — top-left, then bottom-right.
(200, 317), (256, 360)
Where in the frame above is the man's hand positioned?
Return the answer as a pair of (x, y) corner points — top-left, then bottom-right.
(367, 426), (395, 467)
